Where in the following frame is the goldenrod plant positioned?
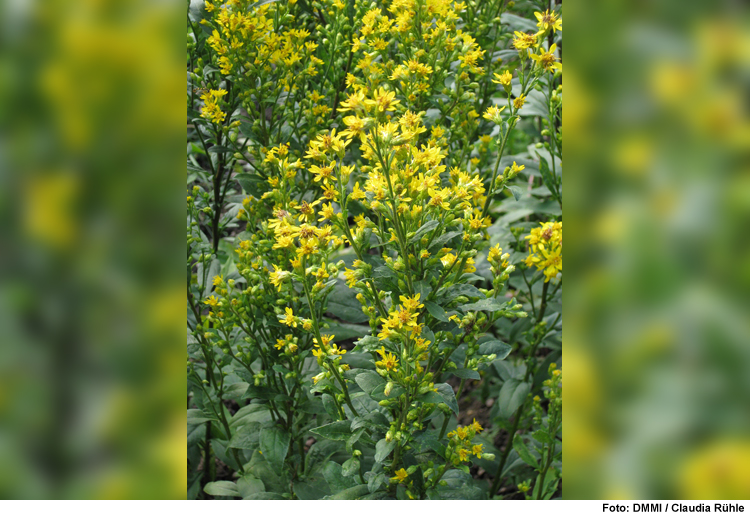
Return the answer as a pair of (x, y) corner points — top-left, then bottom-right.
(188, 0), (562, 499)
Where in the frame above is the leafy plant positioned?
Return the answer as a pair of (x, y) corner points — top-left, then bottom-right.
(187, 0), (562, 500)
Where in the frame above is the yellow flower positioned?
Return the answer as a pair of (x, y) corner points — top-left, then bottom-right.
(440, 252), (456, 267)
(338, 90), (367, 114)
(456, 426), (468, 440)
(319, 203), (335, 221)
(483, 105), (506, 124)
(510, 161), (525, 176)
(350, 182), (366, 201)
(530, 44), (562, 72)
(282, 307), (298, 328)
(204, 295), (219, 307)
(512, 31), (537, 51)
(273, 236), (294, 250)
(535, 10), (562, 33)
(270, 264), (290, 289)
(492, 70), (513, 88)
(472, 444), (484, 458)
(467, 213), (489, 231)
(399, 293), (424, 312)
(366, 87), (398, 113)
(375, 348), (399, 371)
(309, 161), (336, 184)
(200, 89), (228, 124)
(514, 94), (526, 110)
(427, 187), (451, 210)
(525, 221), (562, 282)
(470, 419), (483, 433)
(392, 468), (409, 483)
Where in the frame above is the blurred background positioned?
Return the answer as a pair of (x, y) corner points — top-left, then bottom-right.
(565, 0), (750, 499)
(0, 0), (185, 498)
(0, 0), (748, 500)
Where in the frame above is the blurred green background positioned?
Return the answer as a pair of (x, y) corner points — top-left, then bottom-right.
(0, 0), (748, 500)
(565, 0), (750, 499)
(0, 0), (184, 498)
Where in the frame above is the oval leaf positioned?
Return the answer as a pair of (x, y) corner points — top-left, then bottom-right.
(260, 426), (291, 475)
(203, 481), (240, 497)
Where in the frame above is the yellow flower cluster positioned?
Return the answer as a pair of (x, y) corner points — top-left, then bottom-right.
(199, 89), (227, 124)
(525, 221), (562, 282)
(377, 294), (425, 341)
(511, 9), (562, 71)
(447, 419), (485, 462)
(346, 0), (484, 108)
(204, 0), (321, 85)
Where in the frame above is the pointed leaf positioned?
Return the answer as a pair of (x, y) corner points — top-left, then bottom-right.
(425, 301), (449, 322)
(310, 420), (354, 442)
(409, 220), (440, 243)
(260, 426), (291, 475)
(478, 339), (512, 359)
(203, 481), (240, 497)
(434, 383), (459, 415)
(513, 435), (539, 469)
(496, 379), (530, 420)
(374, 438), (396, 463)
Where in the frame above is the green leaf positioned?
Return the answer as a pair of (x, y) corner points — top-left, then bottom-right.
(425, 301), (449, 322)
(508, 185), (523, 201)
(326, 280), (369, 323)
(492, 359), (525, 381)
(322, 461), (358, 493)
(372, 266), (399, 291)
(439, 283), (484, 302)
(260, 426), (291, 475)
(323, 323), (370, 341)
(513, 435), (539, 469)
(355, 371), (386, 395)
(374, 438), (396, 463)
(355, 372), (402, 401)
(346, 428), (364, 452)
(449, 368), (481, 380)
(413, 431), (446, 459)
(416, 390), (443, 405)
(243, 492), (285, 500)
(351, 335), (380, 355)
(367, 473), (386, 494)
(409, 219), (440, 243)
(478, 339), (512, 359)
(539, 156), (560, 201)
(434, 383), (459, 415)
(237, 475), (265, 498)
(326, 484), (371, 500)
(532, 429), (553, 445)
(203, 481), (240, 497)
(351, 411), (390, 431)
(293, 477), (331, 500)
(187, 409), (216, 425)
(310, 420), (354, 442)
(229, 404), (272, 429)
(227, 423), (261, 449)
(496, 379), (530, 420)
(460, 298), (507, 312)
(342, 457), (360, 478)
(321, 394), (340, 419)
(429, 230), (462, 250)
